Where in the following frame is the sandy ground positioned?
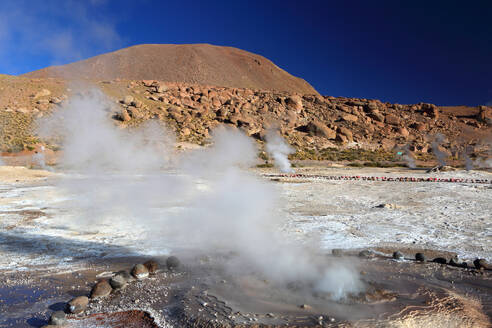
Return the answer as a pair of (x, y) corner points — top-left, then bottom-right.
(0, 165), (491, 327)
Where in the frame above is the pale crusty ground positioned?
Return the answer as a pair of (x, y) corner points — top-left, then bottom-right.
(0, 166), (54, 183)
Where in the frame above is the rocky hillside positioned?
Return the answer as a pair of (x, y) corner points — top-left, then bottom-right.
(1, 76), (491, 166)
(21, 44), (318, 95)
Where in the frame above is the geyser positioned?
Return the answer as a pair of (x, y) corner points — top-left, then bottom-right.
(265, 129), (295, 173)
(36, 87), (364, 300)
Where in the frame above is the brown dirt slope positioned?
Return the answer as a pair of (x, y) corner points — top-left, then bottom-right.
(21, 44), (318, 95)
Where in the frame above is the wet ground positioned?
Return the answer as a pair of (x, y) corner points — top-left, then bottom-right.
(0, 252), (491, 327)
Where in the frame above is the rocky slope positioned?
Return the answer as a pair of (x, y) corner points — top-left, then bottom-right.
(1, 76), (491, 166)
(21, 44), (318, 95)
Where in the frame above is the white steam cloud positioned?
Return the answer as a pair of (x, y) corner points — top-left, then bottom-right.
(431, 133), (448, 166)
(265, 130), (295, 173)
(402, 145), (415, 169)
(36, 87), (364, 300)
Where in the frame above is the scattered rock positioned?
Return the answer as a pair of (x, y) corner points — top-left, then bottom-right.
(358, 250), (373, 258)
(474, 258), (491, 270)
(397, 127), (409, 137)
(121, 109), (131, 121)
(392, 251), (404, 260)
(449, 256), (467, 268)
(432, 257), (447, 264)
(156, 83), (168, 93)
(90, 280), (112, 299)
(144, 260), (159, 274)
(132, 99), (143, 108)
(415, 253), (426, 262)
(385, 114), (400, 125)
(299, 304), (311, 310)
(331, 249), (343, 257)
(286, 95), (303, 111)
(131, 264), (149, 279)
(123, 95), (134, 105)
(34, 89), (51, 99)
(49, 311), (67, 325)
(67, 296), (89, 314)
(110, 271), (131, 289)
(341, 113), (358, 122)
(337, 126), (353, 141)
(166, 256), (181, 270)
(376, 203), (401, 209)
(410, 122), (426, 131)
(305, 121), (336, 139)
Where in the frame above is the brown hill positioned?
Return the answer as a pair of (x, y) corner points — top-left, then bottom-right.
(21, 44), (318, 95)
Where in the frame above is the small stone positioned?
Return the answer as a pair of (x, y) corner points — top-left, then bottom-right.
(415, 253), (426, 262)
(449, 256), (467, 268)
(432, 257), (447, 264)
(34, 89), (51, 99)
(299, 304), (311, 309)
(474, 258), (491, 270)
(358, 250), (373, 258)
(143, 260), (159, 274)
(392, 251), (404, 260)
(131, 264), (149, 279)
(90, 280), (112, 299)
(49, 310), (67, 325)
(132, 99), (143, 108)
(331, 249), (343, 257)
(110, 271), (131, 289)
(67, 296), (89, 314)
(123, 95), (134, 105)
(266, 313), (275, 318)
(166, 256), (180, 270)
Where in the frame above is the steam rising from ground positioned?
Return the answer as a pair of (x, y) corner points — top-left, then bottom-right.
(431, 133), (448, 166)
(402, 145), (416, 169)
(36, 87), (364, 300)
(265, 130), (295, 173)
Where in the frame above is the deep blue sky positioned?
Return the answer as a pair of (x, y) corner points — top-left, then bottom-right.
(0, 0), (491, 106)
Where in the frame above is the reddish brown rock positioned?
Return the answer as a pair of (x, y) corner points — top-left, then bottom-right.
(337, 126), (353, 141)
(90, 280), (112, 299)
(68, 296), (89, 314)
(385, 114), (400, 125)
(286, 95), (303, 111)
(305, 121), (336, 139)
(341, 113), (358, 122)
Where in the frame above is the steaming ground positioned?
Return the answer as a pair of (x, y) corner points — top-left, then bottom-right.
(0, 166), (490, 274)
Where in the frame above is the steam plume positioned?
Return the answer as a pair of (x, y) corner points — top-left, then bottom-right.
(36, 87), (364, 300)
(265, 130), (295, 173)
(431, 133), (448, 166)
(402, 145), (416, 169)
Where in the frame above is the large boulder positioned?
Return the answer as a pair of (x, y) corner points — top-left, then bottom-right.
(305, 121), (336, 139)
(337, 126), (353, 141)
(341, 113), (358, 122)
(90, 280), (112, 299)
(385, 114), (400, 125)
(478, 105), (492, 125)
(286, 95), (303, 111)
(33, 89), (51, 99)
(421, 103), (439, 119)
